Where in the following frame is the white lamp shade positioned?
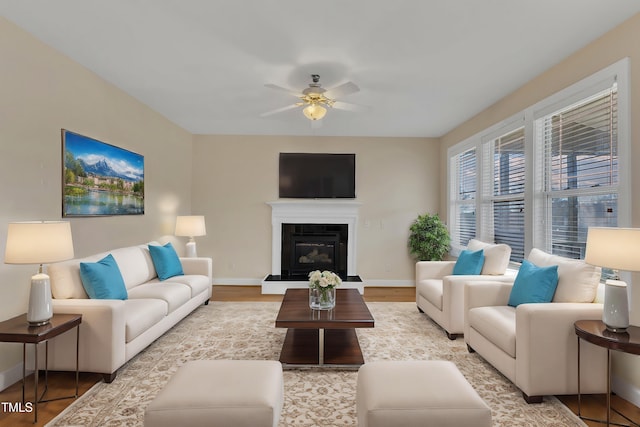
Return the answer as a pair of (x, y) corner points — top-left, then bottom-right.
(175, 215), (206, 237)
(5, 221), (74, 264)
(584, 227), (640, 272)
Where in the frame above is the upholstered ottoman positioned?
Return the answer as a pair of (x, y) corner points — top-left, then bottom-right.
(356, 361), (491, 427)
(144, 360), (284, 427)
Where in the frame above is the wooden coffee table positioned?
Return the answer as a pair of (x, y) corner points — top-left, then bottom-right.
(275, 288), (374, 368)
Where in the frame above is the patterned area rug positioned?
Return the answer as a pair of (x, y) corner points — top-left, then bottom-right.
(47, 301), (585, 426)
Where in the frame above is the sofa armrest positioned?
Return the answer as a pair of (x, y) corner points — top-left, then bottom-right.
(47, 299), (127, 376)
(515, 302), (606, 396)
(416, 261), (455, 282)
(443, 273), (514, 289)
(180, 257), (213, 282)
(464, 280), (514, 310)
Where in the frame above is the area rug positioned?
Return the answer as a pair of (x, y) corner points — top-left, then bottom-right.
(47, 301), (585, 426)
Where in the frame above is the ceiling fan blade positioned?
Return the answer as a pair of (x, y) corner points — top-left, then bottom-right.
(260, 103), (300, 117)
(323, 81), (360, 99)
(331, 101), (369, 112)
(264, 83), (301, 98)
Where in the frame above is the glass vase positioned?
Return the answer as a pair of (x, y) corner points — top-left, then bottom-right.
(309, 286), (336, 310)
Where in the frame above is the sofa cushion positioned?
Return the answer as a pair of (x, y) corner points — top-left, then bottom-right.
(49, 243), (159, 299)
(157, 275), (211, 299)
(127, 283), (191, 313)
(416, 279), (443, 310)
(149, 243), (184, 281)
(49, 258), (91, 299)
(124, 299), (168, 343)
(527, 248), (602, 303)
(468, 306), (516, 357)
(508, 260), (559, 307)
(467, 239), (511, 275)
(79, 254), (128, 300)
(111, 245), (158, 290)
(453, 249), (485, 275)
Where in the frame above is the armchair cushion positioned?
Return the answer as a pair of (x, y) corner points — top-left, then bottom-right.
(468, 306), (516, 357)
(508, 260), (559, 307)
(527, 248), (601, 303)
(467, 239), (511, 275)
(452, 249), (485, 275)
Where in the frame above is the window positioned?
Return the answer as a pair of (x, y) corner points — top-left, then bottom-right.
(450, 147), (477, 250)
(447, 59), (628, 266)
(535, 85), (619, 260)
(482, 128), (526, 262)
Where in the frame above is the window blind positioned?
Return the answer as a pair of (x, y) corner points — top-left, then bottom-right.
(536, 85), (618, 260)
(482, 127), (526, 262)
(450, 147), (477, 248)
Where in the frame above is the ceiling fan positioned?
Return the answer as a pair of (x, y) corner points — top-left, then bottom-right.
(261, 74), (365, 121)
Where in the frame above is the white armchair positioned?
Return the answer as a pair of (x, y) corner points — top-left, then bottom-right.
(464, 248), (608, 403)
(416, 239), (513, 339)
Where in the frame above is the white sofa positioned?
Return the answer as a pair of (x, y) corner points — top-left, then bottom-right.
(416, 239), (514, 339)
(43, 242), (212, 382)
(464, 248), (607, 403)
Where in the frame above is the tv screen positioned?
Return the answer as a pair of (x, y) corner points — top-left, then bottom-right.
(279, 153), (356, 199)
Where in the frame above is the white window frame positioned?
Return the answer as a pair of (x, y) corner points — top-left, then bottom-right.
(447, 58), (630, 262)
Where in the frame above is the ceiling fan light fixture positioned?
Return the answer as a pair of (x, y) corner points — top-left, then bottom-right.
(303, 104), (327, 121)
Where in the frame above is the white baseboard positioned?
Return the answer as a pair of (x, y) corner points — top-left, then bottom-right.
(612, 373), (640, 408)
(212, 278), (262, 285)
(0, 362), (31, 392)
(213, 278), (415, 288)
(364, 279), (415, 287)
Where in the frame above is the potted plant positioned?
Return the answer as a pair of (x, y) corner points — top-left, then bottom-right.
(408, 213), (451, 261)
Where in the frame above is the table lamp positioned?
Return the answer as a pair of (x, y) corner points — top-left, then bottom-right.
(584, 227), (640, 333)
(175, 215), (206, 258)
(4, 221), (74, 326)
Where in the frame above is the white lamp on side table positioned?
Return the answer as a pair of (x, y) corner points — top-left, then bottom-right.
(585, 227), (640, 333)
(4, 221), (75, 326)
(175, 215), (206, 258)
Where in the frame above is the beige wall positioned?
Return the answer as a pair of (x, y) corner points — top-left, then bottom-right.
(0, 17), (193, 374)
(191, 135), (440, 282)
(439, 13), (640, 400)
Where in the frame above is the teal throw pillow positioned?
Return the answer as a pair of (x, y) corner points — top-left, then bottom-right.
(452, 249), (485, 275)
(79, 254), (128, 300)
(149, 242), (184, 281)
(508, 260), (559, 307)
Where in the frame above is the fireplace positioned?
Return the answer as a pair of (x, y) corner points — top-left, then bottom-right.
(263, 200), (362, 293)
(281, 223), (348, 278)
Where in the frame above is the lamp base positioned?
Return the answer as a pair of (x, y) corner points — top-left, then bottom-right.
(603, 279), (629, 334)
(27, 273), (53, 327)
(185, 241), (197, 258)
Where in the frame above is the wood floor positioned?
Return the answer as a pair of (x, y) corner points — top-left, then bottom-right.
(1, 285), (638, 426)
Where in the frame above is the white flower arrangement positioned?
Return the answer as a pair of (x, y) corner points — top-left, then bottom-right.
(308, 270), (342, 290)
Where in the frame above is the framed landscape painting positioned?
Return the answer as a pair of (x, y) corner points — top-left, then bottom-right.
(62, 129), (144, 217)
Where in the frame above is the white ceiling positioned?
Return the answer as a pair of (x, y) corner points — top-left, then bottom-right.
(2, 1), (640, 138)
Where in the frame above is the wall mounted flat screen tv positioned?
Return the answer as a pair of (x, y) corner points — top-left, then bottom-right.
(279, 153), (356, 199)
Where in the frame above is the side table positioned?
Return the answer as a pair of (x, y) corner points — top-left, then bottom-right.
(574, 319), (640, 427)
(0, 313), (82, 423)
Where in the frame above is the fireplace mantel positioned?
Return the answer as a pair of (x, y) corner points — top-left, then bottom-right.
(267, 200), (362, 277)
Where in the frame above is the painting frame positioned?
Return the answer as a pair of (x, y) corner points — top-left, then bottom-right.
(62, 129), (145, 217)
